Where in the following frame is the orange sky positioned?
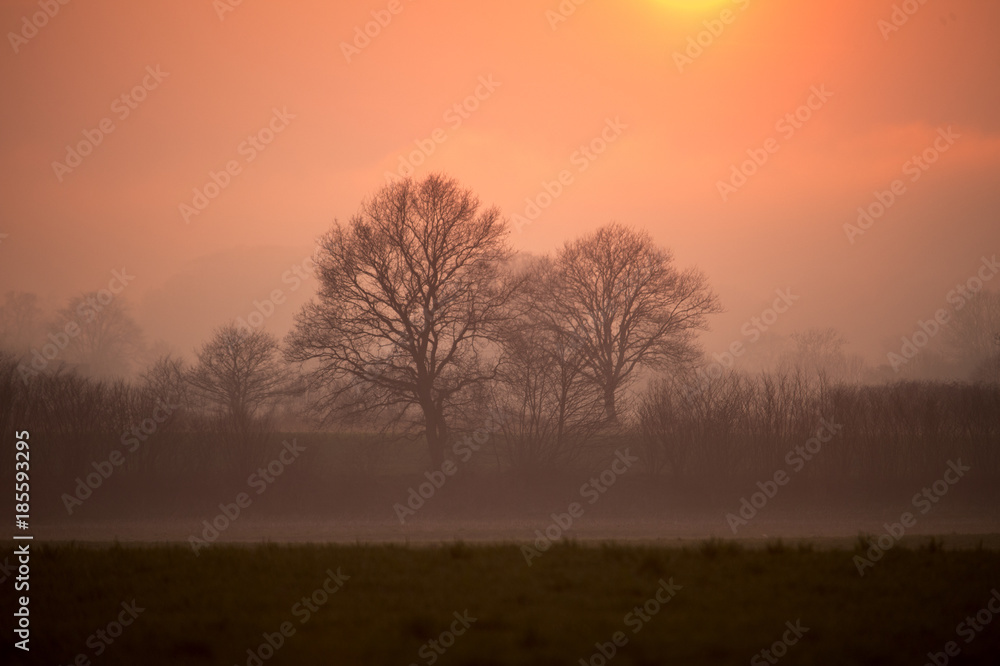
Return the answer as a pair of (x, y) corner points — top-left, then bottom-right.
(1, 0), (998, 362)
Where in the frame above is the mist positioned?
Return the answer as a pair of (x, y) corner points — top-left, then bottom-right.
(2, 1), (999, 664)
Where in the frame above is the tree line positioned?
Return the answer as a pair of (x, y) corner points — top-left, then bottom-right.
(1, 173), (998, 482)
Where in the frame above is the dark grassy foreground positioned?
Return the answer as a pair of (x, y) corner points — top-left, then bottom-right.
(10, 540), (1000, 665)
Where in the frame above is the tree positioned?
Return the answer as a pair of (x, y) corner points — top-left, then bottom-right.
(54, 292), (144, 378)
(971, 332), (1000, 384)
(286, 174), (519, 465)
(140, 353), (189, 407)
(488, 261), (606, 470)
(538, 223), (721, 422)
(0, 291), (45, 354)
(638, 369), (750, 477)
(944, 289), (1000, 378)
(783, 327), (865, 383)
(188, 324), (289, 467)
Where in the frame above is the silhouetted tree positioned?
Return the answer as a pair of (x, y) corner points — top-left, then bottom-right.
(539, 223), (721, 422)
(141, 353), (189, 407)
(489, 261), (606, 469)
(639, 369), (829, 477)
(53, 292), (144, 378)
(286, 174), (519, 465)
(0, 291), (45, 354)
(944, 289), (1000, 378)
(784, 327), (865, 382)
(972, 332), (1000, 384)
(189, 324), (288, 467)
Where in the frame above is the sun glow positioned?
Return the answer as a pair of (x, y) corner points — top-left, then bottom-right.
(657, 0), (737, 13)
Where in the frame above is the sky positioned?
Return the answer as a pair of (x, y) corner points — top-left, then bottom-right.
(1, 0), (998, 364)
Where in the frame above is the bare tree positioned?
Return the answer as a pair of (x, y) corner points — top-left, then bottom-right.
(54, 293), (144, 378)
(0, 291), (45, 354)
(639, 369), (751, 477)
(944, 289), (1000, 378)
(539, 223), (721, 422)
(638, 374), (691, 477)
(141, 353), (189, 407)
(783, 327), (865, 383)
(489, 277), (607, 470)
(639, 368), (831, 478)
(286, 174), (520, 465)
(189, 324), (289, 467)
(971, 332), (1000, 384)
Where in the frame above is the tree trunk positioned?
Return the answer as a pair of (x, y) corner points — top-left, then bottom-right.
(422, 402), (447, 467)
(604, 386), (618, 424)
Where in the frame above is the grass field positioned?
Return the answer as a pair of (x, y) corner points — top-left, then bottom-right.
(9, 539), (1000, 665)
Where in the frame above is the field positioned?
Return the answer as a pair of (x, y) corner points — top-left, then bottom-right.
(10, 539), (1000, 666)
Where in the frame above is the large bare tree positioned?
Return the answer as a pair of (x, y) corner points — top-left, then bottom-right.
(539, 223), (721, 422)
(285, 174), (518, 465)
